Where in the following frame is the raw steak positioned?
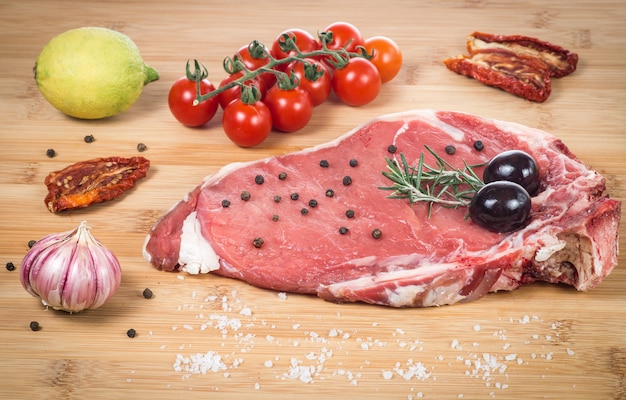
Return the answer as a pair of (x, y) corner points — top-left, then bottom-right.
(143, 110), (621, 308)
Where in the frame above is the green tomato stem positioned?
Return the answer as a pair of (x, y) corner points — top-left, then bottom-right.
(190, 35), (371, 106)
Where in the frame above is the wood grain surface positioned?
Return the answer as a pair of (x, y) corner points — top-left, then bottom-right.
(1, 1), (625, 399)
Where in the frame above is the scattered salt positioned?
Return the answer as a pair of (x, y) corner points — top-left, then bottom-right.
(173, 351), (227, 375)
(566, 348), (575, 356)
(277, 292), (288, 300)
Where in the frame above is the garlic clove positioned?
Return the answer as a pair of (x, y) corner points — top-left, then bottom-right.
(20, 221), (122, 313)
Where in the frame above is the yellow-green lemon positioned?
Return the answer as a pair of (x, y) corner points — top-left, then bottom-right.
(34, 27), (159, 119)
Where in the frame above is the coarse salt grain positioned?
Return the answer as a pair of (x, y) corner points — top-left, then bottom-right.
(173, 351), (227, 375)
(566, 348), (575, 356)
(277, 292), (288, 300)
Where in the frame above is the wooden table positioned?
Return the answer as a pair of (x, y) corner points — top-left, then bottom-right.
(1, 1), (625, 399)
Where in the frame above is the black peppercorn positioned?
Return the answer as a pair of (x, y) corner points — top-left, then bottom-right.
(346, 209), (355, 218)
(319, 159), (329, 168)
(253, 237), (264, 248)
(349, 159), (358, 167)
(290, 193), (299, 200)
(84, 134), (95, 143)
(387, 144), (397, 154)
(445, 145), (456, 155)
(278, 172), (287, 180)
(127, 328), (137, 338)
(6, 262), (15, 271)
(342, 176), (352, 186)
(221, 199), (231, 208)
(274, 195), (281, 203)
(137, 143), (147, 152)
(27, 240), (36, 248)
(142, 288), (153, 299)
(272, 214), (279, 222)
(46, 148), (56, 158)
(325, 189), (334, 197)
(339, 226), (349, 235)
(308, 199), (318, 208)
(372, 228), (383, 240)
(241, 190), (251, 201)
(255, 175), (265, 184)
(473, 140), (484, 151)
(29, 321), (40, 331)
(301, 208), (309, 215)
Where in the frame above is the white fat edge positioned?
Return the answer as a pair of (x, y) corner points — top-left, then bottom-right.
(142, 234), (153, 263)
(178, 211), (220, 275)
(534, 239), (567, 262)
(143, 193), (198, 263)
(323, 260), (465, 293)
(390, 280), (467, 307)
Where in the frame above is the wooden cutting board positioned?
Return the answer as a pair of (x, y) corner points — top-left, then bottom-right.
(1, 1), (625, 399)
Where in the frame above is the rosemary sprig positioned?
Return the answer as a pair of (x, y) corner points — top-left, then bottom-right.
(379, 145), (485, 215)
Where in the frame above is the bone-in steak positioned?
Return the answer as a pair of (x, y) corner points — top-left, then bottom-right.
(143, 110), (620, 307)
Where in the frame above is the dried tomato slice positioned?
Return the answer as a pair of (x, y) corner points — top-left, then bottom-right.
(44, 156), (150, 213)
(443, 32), (578, 102)
(468, 32), (578, 78)
(444, 48), (552, 102)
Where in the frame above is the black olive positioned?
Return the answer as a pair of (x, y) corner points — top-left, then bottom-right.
(483, 150), (540, 196)
(469, 181), (531, 233)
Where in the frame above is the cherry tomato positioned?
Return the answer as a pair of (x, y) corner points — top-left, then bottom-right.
(288, 58), (332, 106)
(332, 57), (381, 107)
(483, 150), (540, 196)
(271, 28), (320, 64)
(264, 86), (313, 133)
(236, 44), (276, 89)
(362, 36), (403, 83)
(323, 22), (364, 53)
(222, 99), (272, 147)
(218, 71), (266, 110)
(168, 76), (219, 127)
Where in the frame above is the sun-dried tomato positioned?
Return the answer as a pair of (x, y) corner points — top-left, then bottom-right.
(44, 156), (150, 213)
(443, 32), (578, 102)
(444, 48), (553, 102)
(468, 32), (578, 78)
